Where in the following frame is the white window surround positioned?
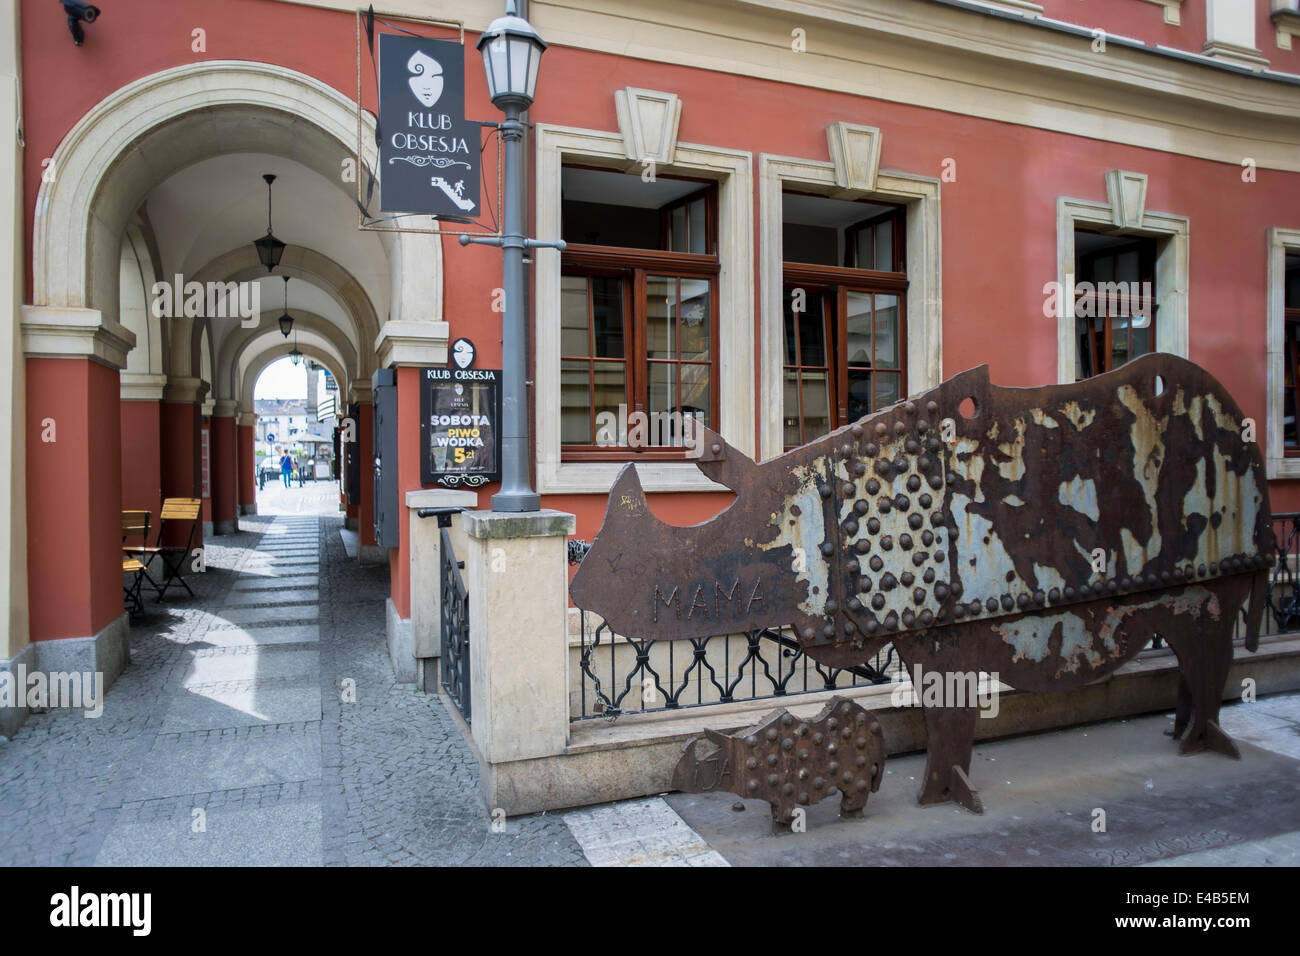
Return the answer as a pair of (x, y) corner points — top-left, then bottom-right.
(1055, 195), (1190, 385)
(758, 153), (943, 462)
(533, 123), (755, 495)
(1266, 227), (1300, 479)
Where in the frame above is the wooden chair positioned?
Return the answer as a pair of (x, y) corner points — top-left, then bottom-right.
(122, 510), (151, 546)
(127, 498), (202, 600)
(122, 556), (148, 616)
(121, 510), (160, 597)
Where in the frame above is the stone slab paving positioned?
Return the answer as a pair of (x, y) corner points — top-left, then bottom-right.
(0, 512), (585, 867)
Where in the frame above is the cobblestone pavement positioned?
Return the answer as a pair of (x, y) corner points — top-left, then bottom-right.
(0, 513), (586, 867)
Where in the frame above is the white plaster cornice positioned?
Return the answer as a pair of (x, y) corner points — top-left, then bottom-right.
(120, 372), (167, 401)
(212, 399), (239, 418)
(20, 306), (136, 370)
(237, 411), (258, 427)
(163, 376), (208, 404)
(374, 319), (451, 368)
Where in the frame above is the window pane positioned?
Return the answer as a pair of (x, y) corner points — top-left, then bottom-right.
(799, 294), (828, 366)
(847, 367), (873, 422)
(845, 292), (873, 367)
(679, 363), (712, 429)
(1093, 256), (1114, 284)
(593, 363), (625, 443)
(854, 226), (872, 269)
(783, 302), (799, 365)
(874, 219), (893, 271)
(1110, 317), (1130, 368)
(679, 279), (711, 361)
(873, 294), (900, 369)
(688, 198), (707, 255)
(800, 372), (831, 439)
(561, 360), (590, 444)
(669, 205), (687, 253)
(560, 277), (589, 357)
(783, 372), (802, 447)
(647, 362), (678, 424)
(591, 277), (624, 358)
(1131, 318), (1150, 357)
(872, 371), (901, 410)
(646, 276), (675, 359)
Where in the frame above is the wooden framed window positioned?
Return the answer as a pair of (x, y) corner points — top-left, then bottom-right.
(560, 168), (719, 460)
(1283, 254), (1300, 453)
(1075, 235), (1157, 378)
(781, 198), (907, 450)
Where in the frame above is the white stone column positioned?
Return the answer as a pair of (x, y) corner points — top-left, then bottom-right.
(403, 488), (477, 690)
(463, 509), (575, 814)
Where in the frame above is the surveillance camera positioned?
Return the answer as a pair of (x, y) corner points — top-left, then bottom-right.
(61, 1), (101, 46)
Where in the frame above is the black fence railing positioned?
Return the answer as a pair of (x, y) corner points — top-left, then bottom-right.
(440, 527), (471, 724)
(575, 613), (898, 722)
(1266, 511), (1300, 635)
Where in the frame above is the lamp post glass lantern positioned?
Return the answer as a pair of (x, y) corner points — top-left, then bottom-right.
(476, 5), (545, 108)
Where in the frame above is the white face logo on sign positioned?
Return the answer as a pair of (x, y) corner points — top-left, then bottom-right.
(407, 51), (445, 108)
(452, 338), (475, 370)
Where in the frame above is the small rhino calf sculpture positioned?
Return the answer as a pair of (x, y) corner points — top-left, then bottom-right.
(671, 696), (886, 825)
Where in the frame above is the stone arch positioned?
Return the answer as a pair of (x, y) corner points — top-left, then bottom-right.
(240, 344), (349, 415)
(32, 59), (443, 330)
(193, 243), (379, 379)
(222, 312), (359, 404)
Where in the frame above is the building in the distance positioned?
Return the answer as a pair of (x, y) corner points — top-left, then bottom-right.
(2, 0), (1299, 731)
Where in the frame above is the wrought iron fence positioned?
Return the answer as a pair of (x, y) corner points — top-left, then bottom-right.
(575, 612), (899, 721)
(440, 527), (471, 723)
(1266, 511), (1300, 635)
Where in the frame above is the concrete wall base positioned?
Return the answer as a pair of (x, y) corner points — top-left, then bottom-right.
(344, 516), (358, 531)
(469, 634), (1300, 815)
(358, 544), (387, 567)
(202, 521), (214, 539)
(239, 503), (258, 515)
(418, 656), (439, 693)
(386, 598), (417, 684)
(212, 519), (237, 535)
(0, 643), (38, 739)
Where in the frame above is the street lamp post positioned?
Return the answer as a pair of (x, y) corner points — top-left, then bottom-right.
(460, 1), (563, 513)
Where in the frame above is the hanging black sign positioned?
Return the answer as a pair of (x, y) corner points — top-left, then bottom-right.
(419, 367), (501, 487)
(378, 34), (480, 219)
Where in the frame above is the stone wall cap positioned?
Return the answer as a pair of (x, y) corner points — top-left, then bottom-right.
(462, 509), (576, 539)
(406, 489), (479, 509)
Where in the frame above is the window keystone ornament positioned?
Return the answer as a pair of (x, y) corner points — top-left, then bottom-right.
(826, 122), (882, 194)
(1105, 170), (1148, 230)
(615, 88), (682, 165)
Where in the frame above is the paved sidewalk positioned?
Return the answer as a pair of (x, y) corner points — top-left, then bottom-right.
(0, 514), (585, 867)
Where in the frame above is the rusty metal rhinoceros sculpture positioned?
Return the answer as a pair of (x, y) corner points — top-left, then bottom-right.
(569, 353), (1274, 813)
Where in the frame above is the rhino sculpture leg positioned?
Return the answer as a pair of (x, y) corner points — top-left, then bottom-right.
(894, 636), (984, 814)
(1160, 575), (1253, 758)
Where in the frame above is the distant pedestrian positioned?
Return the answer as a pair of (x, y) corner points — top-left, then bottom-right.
(280, 452), (292, 487)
